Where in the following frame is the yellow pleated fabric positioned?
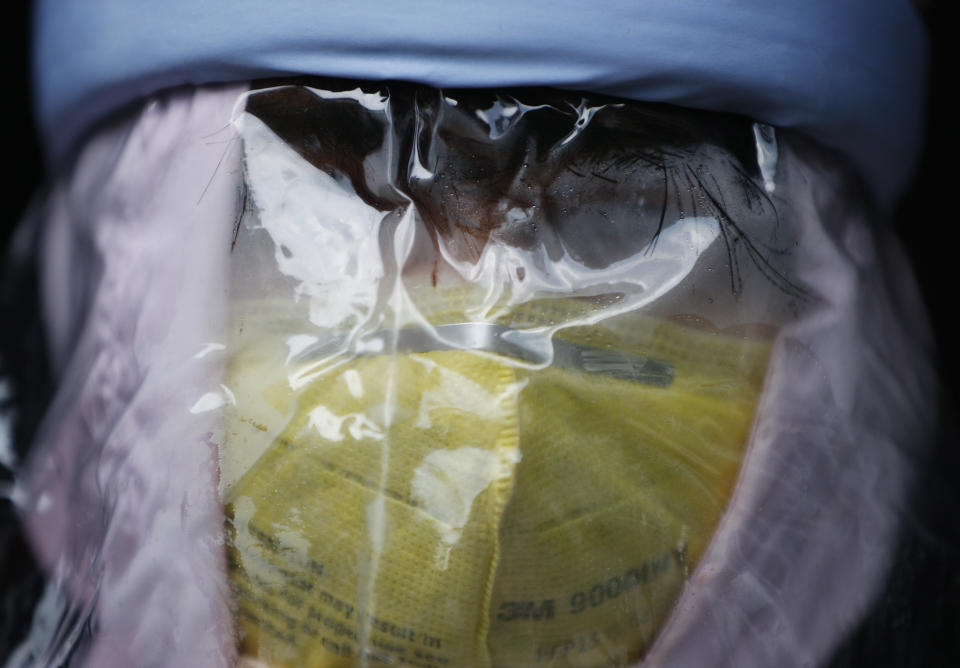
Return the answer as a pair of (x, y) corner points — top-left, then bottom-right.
(222, 307), (770, 667)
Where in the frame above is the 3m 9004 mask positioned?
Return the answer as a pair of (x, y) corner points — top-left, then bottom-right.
(222, 84), (804, 667)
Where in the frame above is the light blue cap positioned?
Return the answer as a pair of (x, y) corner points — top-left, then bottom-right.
(34, 0), (927, 208)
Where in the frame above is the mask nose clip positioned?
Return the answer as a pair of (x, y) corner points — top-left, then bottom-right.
(297, 322), (676, 386)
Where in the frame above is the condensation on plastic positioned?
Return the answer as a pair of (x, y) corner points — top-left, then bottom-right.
(5, 83), (937, 667)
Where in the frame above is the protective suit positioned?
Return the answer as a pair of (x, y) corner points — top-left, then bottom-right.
(2, 2), (939, 667)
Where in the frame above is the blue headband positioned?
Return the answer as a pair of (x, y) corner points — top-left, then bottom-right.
(34, 0), (927, 209)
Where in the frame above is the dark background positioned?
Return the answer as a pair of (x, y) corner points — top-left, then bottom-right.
(1, 2), (957, 666)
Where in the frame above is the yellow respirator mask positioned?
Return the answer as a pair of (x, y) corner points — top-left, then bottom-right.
(220, 84), (796, 667)
(222, 300), (770, 667)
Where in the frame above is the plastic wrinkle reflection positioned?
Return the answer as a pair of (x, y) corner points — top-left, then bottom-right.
(191, 342), (226, 359)
(239, 113), (386, 330)
(189, 385), (237, 414)
(422, 216), (721, 369)
(274, 215), (721, 384)
(412, 447), (520, 570)
(307, 405), (385, 443)
(753, 122), (778, 194)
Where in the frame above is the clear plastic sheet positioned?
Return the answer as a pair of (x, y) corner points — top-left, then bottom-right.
(4, 82), (938, 667)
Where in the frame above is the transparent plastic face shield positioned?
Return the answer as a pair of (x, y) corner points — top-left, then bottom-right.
(224, 84), (807, 667)
(12, 82), (936, 668)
